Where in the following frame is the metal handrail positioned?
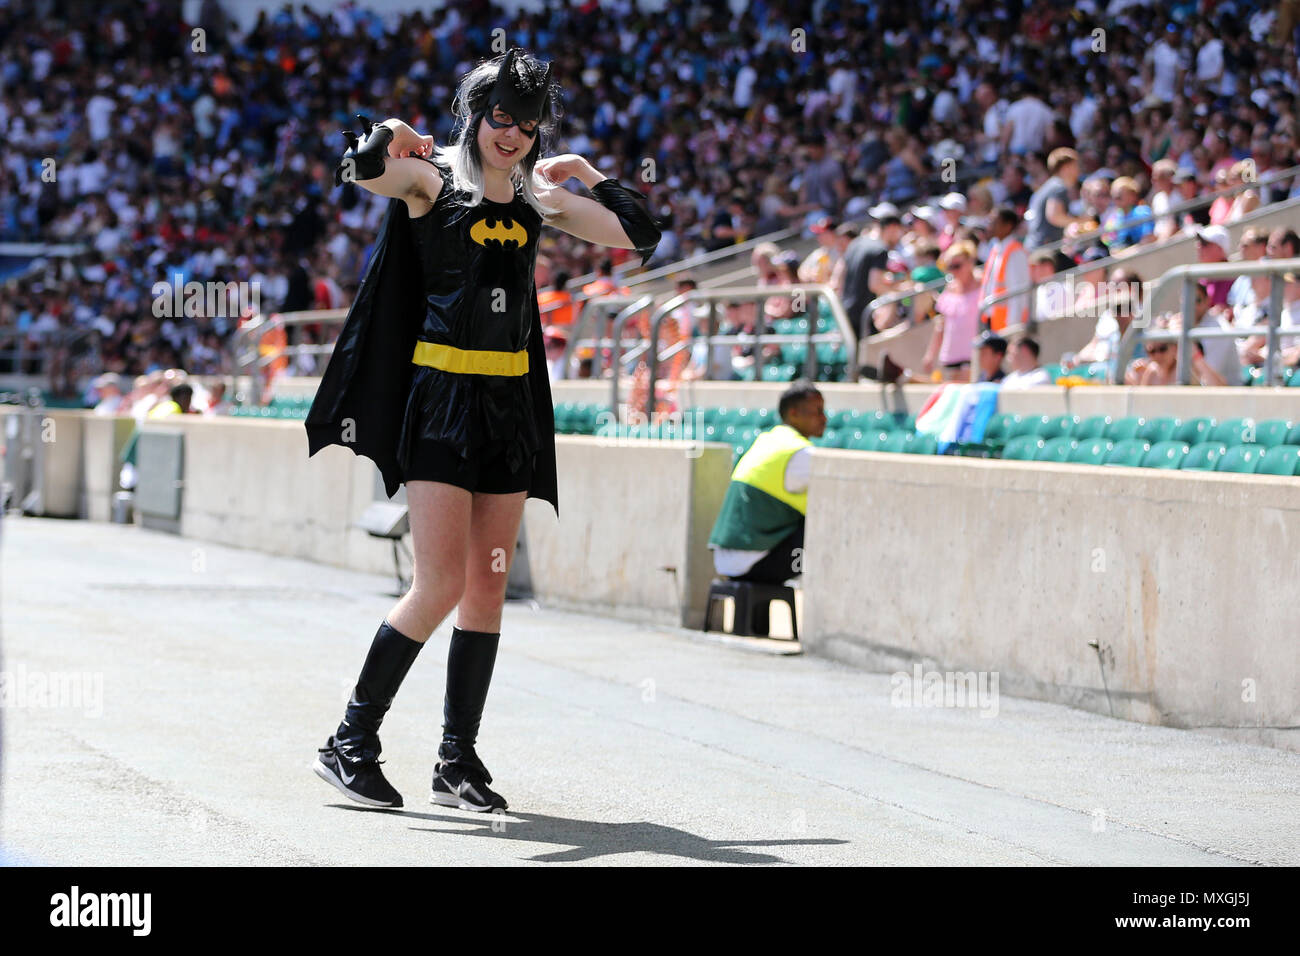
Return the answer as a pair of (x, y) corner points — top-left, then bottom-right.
(978, 193), (1300, 325)
(636, 284), (858, 418)
(1114, 257), (1300, 386)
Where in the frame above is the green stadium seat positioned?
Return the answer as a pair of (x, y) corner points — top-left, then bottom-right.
(1103, 416), (1145, 440)
(827, 409), (856, 429)
(881, 431), (911, 453)
(1001, 435), (1045, 460)
(899, 413), (917, 431)
(1073, 415), (1112, 439)
(1136, 417), (1179, 443)
(1208, 417), (1255, 445)
(1256, 444), (1300, 476)
(1040, 363), (1065, 383)
(1181, 441), (1228, 471)
(907, 433), (938, 455)
(1104, 439), (1152, 467)
(1142, 441), (1191, 469)
(1172, 417), (1215, 444)
(1286, 423), (1300, 446)
(1254, 419), (1294, 448)
(855, 430), (892, 451)
(855, 411), (894, 432)
(1069, 438), (1114, 465)
(1007, 415), (1044, 438)
(1289, 369), (1300, 386)
(1216, 444), (1264, 473)
(1037, 415), (1078, 439)
(1036, 437), (1078, 462)
(812, 428), (839, 447)
(985, 413), (1021, 441)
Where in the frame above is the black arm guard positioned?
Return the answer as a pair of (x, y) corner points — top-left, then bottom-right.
(589, 178), (663, 268)
(334, 116), (395, 187)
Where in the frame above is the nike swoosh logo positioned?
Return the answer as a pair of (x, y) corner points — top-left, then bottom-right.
(338, 761), (356, 785)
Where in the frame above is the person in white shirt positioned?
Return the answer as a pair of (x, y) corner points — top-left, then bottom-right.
(1144, 32), (1184, 102)
(1002, 82), (1054, 156)
(1001, 337), (1053, 388)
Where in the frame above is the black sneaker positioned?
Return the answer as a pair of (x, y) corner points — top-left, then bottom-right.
(430, 760), (507, 812)
(313, 735), (403, 808)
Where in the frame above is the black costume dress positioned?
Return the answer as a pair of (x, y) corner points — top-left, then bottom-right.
(398, 164), (541, 480)
(305, 158), (559, 517)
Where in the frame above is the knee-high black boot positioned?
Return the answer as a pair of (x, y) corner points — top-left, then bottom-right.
(430, 625), (507, 812)
(314, 618), (423, 808)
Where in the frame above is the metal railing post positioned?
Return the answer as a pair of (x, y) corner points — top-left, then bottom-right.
(1266, 274), (1283, 387)
(1178, 276), (1194, 386)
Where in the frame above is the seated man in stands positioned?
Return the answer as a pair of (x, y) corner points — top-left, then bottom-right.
(1002, 336), (1052, 388)
(707, 382), (825, 633)
(974, 331), (1008, 383)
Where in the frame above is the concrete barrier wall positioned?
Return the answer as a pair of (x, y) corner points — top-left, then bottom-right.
(803, 449), (1300, 751)
(141, 415), (398, 578)
(522, 436), (733, 627)
(125, 418), (734, 627)
(0, 407), (84, 518)
(81, 415), (135, 521)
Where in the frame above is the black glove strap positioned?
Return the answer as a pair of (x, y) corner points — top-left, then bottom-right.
(590, 178), (662, 267)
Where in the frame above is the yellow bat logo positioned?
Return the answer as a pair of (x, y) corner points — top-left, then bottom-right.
(470, 216), (529, 248)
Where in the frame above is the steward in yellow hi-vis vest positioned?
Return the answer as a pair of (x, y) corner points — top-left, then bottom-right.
(708, 383), (825, 585)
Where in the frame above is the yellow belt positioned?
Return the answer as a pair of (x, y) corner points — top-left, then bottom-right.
(412, 341), (529, 376)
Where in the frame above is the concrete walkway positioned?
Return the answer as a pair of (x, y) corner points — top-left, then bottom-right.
(1, 516), (1295, 866)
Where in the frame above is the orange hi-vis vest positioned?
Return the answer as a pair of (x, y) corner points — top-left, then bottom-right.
(537, 289), (575, 326)
(979, 237), (1025, 332)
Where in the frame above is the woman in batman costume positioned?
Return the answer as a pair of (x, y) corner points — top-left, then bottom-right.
(306, 48), (662, 812)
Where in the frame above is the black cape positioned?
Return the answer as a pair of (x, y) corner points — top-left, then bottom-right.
(305, 192), (559, 518)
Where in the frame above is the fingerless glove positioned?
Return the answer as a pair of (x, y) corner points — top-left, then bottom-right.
(589, 178), (663, 267)
(334, 115), (395, 187)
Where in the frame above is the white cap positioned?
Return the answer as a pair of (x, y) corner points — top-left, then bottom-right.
(938, 192), (967, 212)
(868, 201), (901, 220)
(1194, 224), (1231, 257)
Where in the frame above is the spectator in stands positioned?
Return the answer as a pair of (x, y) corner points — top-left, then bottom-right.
(922, 240), (981, 381)
(147, 383), (194, 419)
(1149, 159), (1180, 240)
(973, 331), (1008, 383)
(1172, 168), (1211, 230)
(936, 193), (967, 253)
(1069, 266), (1145, 382)
(978, 206), (1029, 331)
(1100, 177), (1155, 252)
(836, 209), (905, 338)
(1002, 336), (1052, 389)
(1129, 315), (1226, 387)
(1231, 228), (1273, 366)
(543, 328), (569, 383)
(1025, 148), (1083, 250)
(1170, 280), (1238, 385)
(538, 271), (575, 328)
(1029, 249), (1069, 320)
(798, 216), (841, 285)
(1193, 225), (1234, 306)
(705, 191), (751, 253)
(1002, 80), (1055, 156)
(1226, 160), (1262, 222)
(202, 381), (233, 416)
(798, 135), (847, 218)
(708, 381), (825, 633)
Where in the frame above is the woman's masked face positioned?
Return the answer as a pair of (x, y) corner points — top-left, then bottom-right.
(477, 105), (537, 171)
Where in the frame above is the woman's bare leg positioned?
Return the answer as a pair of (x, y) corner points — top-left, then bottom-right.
(387, 480), (472, 641)
(456, 490), (527, 632)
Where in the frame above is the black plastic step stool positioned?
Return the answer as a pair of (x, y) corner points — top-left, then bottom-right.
(703, 578), (798, 640)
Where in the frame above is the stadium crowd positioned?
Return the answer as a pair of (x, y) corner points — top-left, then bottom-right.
(0, 0), (1298, 405)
